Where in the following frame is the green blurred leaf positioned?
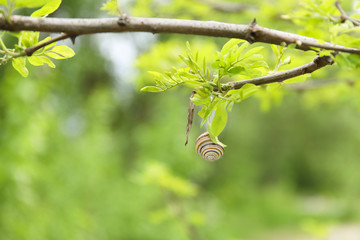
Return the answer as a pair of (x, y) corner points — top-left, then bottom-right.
(31, 0), (61, 17)
(241, 46), (264, 60)
(211, 100), (228, 137)
(140, 86), (163, 92)
(221, 39), (242, 55)
(241, 83), (260, 99)
(101, 0), (121, 16)
(20, 31), (39, 48)
(235, 42), (250, 59)
(28, 55), (55, 68)
(142, 162), (197, 197)
(46, 45), (75, 59)
(228, 66), (245, 75)
(12, 57), (28, 77)
(271, 44), (280, 59)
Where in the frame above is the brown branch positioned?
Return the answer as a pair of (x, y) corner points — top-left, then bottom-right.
(335, 0), (360, 26)
(225, 55), (334, 90)
(1, 15), (360, 55)
(24, 33), (71, 56)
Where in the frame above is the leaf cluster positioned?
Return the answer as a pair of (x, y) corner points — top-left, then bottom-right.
(142, 39), (271, 143)
(0, 0), (75, 77)
(101, 0), (122, 16)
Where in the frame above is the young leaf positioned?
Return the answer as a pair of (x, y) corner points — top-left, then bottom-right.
(142, 71), (185, 92)
(101, 0), (121, 16)
(210, 100), (228, 137)
(28, 55), (55, 68)
(271, 45), (280, 59)
(235, 42), (250, 59)
(12, 57), (29, 77)
(31, 0), (61, 17)
(46, 45), (75, 59)
(221, 39), (242, 55)
(241, 46), (264, 60)
(240, 83), (260, 99)
(20, 31), (39, 48)
(140, 86), (163, 92)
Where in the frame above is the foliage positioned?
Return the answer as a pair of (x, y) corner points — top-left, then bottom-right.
(100, 0), (122, 16)
(141, 39), (271, 142)
(139, 0), (360, 144)
(0, 0), (74, 77)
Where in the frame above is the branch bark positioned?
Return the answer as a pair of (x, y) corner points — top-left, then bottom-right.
(335, 0), (360, 26)
(1, 15), (360, 55)
(24, 33), (70, 56)
(225, 55), (334, 90)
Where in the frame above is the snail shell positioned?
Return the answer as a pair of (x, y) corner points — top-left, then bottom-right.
(195, 132), (224, 161)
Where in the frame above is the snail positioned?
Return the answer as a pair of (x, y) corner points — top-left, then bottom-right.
(195, 132), (224, 161)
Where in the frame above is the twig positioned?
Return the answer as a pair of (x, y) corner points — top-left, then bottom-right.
(24, 33), (71, 56)
(225, 55), (334, 90)
(335, 0), (360, 26)
(1, 15), (360, 55)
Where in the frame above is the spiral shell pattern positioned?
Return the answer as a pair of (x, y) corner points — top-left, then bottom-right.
(195, 132), (224, 161)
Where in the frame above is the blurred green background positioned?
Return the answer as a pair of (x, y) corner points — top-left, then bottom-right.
(1, 0), (360, 239)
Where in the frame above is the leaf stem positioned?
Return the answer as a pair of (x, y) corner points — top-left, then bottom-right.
(224, 55), (334, 90)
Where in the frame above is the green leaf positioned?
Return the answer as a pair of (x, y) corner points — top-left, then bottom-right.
(140, 86), (163, 92)
(225, 83), (260, 102)
(241, 83), (260, 99)
(191, 91), (211, 105)
(235, 42), (250, 59)
(221, 39), (242, 55)
(184, 80), (203, 88)
(211, 100), (228, 137)
(28, 55), (55, 68)
(20, 31), (39, 48)
(101, 0), (121, 16)
(12, 57), (28, 77)
(241, 46), (264, 60)
(271, 45), (280, 59)
(31, 0), (61, 17)
(228, 66), (245, 75)
(142, 71), (185, 92)
(46, 45), (75, 59)
(199, 98), (220, 127)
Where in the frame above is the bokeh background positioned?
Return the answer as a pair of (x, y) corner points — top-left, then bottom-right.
(1, 0), (360, 239)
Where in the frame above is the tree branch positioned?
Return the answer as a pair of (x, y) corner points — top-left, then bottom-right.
(335, 0), (360, 26)
(225, 55), (334, 90)
(24, 33), (71, 56)
(1, 15), (360, 55)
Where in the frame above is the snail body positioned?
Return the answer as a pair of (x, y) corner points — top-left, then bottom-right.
(195, 132), (224, 161)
